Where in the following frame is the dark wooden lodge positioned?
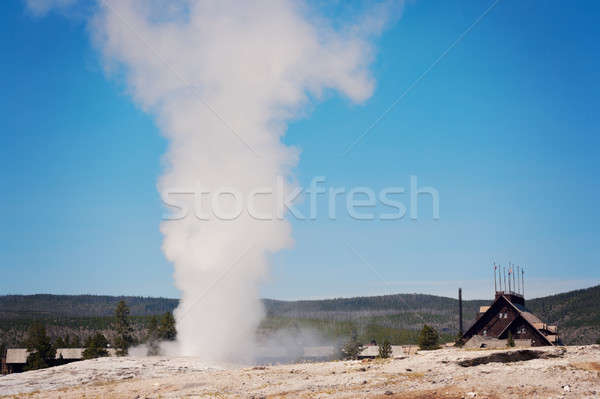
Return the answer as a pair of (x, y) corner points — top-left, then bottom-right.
(461, 290), (558, 348)
(460, 264), (559, 348)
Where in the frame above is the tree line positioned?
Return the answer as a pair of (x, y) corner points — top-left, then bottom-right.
(4, 285), (600, 345)
(15, 300), (177, 371)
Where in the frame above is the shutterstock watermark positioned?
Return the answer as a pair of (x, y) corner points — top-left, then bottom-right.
(162, 175), (439, 221)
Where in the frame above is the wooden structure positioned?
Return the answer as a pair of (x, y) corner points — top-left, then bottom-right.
(1, 348), (116, 375)
(461, 291), (558, 348)
(1, 348), (28, 374)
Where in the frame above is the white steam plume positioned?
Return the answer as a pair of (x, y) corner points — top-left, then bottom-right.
(27, 0), (397, 362)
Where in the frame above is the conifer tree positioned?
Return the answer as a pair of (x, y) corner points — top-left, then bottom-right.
(417, 324), (440, 350)
(0, 342), (6, 363)
(114, 300), (134, 356)
(82, 333), (109, 359)
(146, 316), (161, 356)
(24, 322), (56, 370)
(158, 312), (177, 341)
(340, 330), (364, 360)
(454, 332), (464, 347)
(55, 336), (66, 348)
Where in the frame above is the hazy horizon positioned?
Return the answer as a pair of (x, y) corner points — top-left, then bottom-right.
(4, 278), (598, 302)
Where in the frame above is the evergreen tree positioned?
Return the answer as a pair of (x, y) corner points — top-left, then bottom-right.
(146, 316), (161, 356)
(595, 337), (600, 345)
(114, 300), (134, 356)
(340, 330), (364, 360)
(378, 339), (392, 359)
(454, 331), (464, 347)
(82, 333), (109, 359)
(24, 322), (56, 370)
(507, 331), (515, 347)
(158, 312), (177, 341)
(0, 342), (6, 362)
(55, 336), (66, 348)
(72, 335), (81, 348)
(417, 324), (440, 350)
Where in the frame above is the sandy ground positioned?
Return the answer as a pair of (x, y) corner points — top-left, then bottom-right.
(1, 345), (599, 398)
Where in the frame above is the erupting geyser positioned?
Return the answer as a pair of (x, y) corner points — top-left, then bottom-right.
(28, 0), (396, 362)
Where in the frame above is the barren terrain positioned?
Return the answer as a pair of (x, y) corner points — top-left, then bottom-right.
(1, 346), (599, 398)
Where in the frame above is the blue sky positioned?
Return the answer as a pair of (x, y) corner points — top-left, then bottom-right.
(1, 0), (599, 300)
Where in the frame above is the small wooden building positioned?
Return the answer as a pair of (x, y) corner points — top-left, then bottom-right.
(1, 348), (116, 375)
(461, 291), (558, 348)
(1, 348), (28, 374)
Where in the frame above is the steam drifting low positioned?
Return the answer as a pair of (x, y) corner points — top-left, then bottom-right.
(28, 0), (396, 362)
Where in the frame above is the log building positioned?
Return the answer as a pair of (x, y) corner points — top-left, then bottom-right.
(461, 290), (558, 348)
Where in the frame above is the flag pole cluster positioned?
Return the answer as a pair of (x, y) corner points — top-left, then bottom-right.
(492, 260), (525, 296)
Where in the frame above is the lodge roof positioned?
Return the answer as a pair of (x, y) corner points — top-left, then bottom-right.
(511, 302), (543, 325)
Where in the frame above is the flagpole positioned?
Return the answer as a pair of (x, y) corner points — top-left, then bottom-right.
(508, 263), (512, 293)
(493, 262), (497, 293)
(522, 267), (525, 297)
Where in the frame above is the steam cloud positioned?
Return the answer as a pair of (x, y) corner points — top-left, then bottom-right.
(27, 0), (396, 362)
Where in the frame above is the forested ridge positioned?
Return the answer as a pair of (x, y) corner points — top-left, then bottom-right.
(1, 285), (598, 346)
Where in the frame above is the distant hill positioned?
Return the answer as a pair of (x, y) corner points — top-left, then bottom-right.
(264, 293), (488, 334)
(1, 286), (599, 346)
(0, 294), (178, 319)
(527, 285), (600, 344)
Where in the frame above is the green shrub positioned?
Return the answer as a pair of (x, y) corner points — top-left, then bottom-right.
(378, 339), (392, 359)
(507, 331), (515, 347)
